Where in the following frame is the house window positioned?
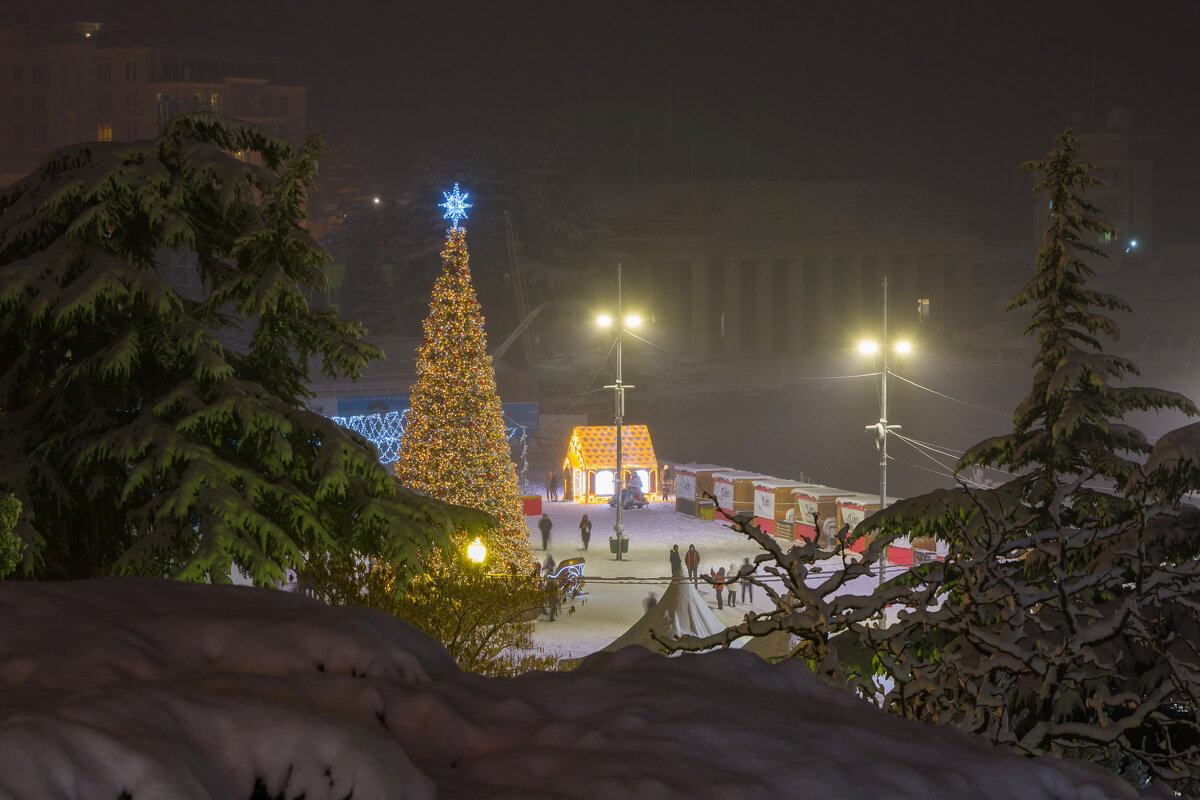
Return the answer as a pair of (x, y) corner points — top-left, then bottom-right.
(12, 66), (22, 81)
(261, 94), (272, 112)
(97, 63), (111, 82)
(97, 94), (111, 111)
(209, 91), (219, 107)
(125, 62), (137, 82)
(31, 96), (45, 114)
(126, 121), (138, 139)
(14, 124), (24, 144)
(97, 122), (113, 142)
(278, 95), (288, 113)
(125, 93), (137, 111)
(31, 66), (45, 84)
(12, 96), (22, 114)
(32, 124), (46, 144)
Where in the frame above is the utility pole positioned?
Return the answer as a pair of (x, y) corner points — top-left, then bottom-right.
(606, 263), (634, 561)
(865, 276), (900, 588)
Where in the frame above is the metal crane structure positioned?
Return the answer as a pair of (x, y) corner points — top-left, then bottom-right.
(503, 211), (537, 365)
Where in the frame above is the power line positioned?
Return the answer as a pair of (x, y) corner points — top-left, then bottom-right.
(889, 371), (1010, 417)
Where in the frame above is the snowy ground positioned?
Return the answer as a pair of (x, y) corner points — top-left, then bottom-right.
(523, 498), (879, 661)
(0, 577), (1150, 799)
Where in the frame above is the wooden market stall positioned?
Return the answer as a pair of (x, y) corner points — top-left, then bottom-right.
(791, 485), (848, 547)
(562, 425), (659, 504)
(712, 470), (771, 521)
(836, 493), (919, 566)
(674, 464), (732, 517)
(752, 478), (808, 538)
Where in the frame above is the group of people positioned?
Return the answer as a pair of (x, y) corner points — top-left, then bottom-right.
(669, 544), (754, 611)
(537, 513), (592, 551)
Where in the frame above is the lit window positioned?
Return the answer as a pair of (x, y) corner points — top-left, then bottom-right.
(97, 122), (112, 142)
(209, 92), (219, 107)
(595, 470), (615, 496)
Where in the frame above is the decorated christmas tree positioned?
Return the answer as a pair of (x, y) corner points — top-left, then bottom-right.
(396, 185), (531, 568)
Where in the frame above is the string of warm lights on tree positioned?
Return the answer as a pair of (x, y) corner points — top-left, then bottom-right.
(394, 185), (532, 569)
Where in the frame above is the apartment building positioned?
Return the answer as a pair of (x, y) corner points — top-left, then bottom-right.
(0, 21), (306, 187)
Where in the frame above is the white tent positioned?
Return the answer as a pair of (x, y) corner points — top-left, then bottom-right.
(589, 577), (730, 657)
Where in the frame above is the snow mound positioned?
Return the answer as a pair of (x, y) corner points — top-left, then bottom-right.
(0, 578), (1150, 799)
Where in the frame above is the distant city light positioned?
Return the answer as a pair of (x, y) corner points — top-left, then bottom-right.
(372, 196), (381, 205)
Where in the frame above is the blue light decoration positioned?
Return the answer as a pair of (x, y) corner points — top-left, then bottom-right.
(439, 183), (472, 230)
(330, 408), (530, 466)
(330, 411), (408, 464)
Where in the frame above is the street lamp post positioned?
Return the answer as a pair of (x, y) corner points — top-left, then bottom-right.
(599, 264), (637, 561)
(860, 276), (908, 588)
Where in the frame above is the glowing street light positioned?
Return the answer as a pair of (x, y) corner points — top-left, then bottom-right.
(597, 265), (642, 562)
(859, 276), (912, 589)
(466, 537), (487, 564)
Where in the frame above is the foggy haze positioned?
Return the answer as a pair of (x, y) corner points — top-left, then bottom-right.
(7, 0), (1200, 499)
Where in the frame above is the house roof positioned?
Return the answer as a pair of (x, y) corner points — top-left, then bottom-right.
(564, 425), (657, 471)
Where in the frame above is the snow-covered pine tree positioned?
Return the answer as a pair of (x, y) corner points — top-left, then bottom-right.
(395, 187), (532, 570)
(0, 113), (483, 583)
(670, 130), (1200, 791)
(867, 130), (1200, 788)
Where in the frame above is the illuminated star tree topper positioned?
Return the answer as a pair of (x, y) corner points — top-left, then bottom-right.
(439, 183), (472, 230)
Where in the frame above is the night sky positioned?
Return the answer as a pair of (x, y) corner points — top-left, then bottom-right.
(10, 1), (1200, 243)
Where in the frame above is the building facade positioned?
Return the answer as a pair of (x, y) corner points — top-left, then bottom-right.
(589, 181), (980, 357)
(0, 21), (306, 187)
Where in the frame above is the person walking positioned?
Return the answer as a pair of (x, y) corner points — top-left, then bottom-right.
(669, 544), (683, 578)
(710, 566), (726, 610)
(726, 563), (739, 608)
(545, 470), (554, 501)
(538, 513), (553, 550)
(740, 557), (754, 603)
(684, 544), (700, 586)
(643, 592), (658, 616)
(550, 471), (560, 502)
(579, 514), (592, 550)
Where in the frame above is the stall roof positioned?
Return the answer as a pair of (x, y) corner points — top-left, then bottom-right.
(791, 484), (846, 499)
(564, 425), (657, 471)
(713, 470), (772, 482)
(674, 463), (732, 475)
(753, 478), (810, 490)
(837, 493), (900, 507)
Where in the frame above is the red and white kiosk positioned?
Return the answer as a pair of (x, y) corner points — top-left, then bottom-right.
(712, 470), (770, 522)
(836, 493), (922, 565)
(752, 478), (808, 537)
(674, 464), (731, 517)
(790, 485), (847, 546)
